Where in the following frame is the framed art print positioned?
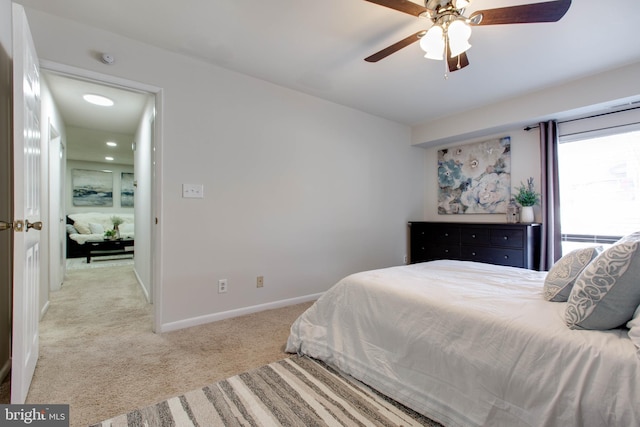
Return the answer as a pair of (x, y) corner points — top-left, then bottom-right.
(438, 136), (511, 214)
(72, 169), (113, 207)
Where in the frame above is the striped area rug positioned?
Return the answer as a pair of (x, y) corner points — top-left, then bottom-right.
(92, 356), (442, 426)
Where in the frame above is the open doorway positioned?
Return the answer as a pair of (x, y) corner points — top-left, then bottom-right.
(40, 67), (157, 311)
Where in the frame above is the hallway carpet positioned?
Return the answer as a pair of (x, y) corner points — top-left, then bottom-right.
(25, 265), (313, 427)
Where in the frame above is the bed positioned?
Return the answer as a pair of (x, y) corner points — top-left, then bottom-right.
(286, 259), (640, 426)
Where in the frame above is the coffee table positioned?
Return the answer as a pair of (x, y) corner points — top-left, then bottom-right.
(85, 238), (135, 263)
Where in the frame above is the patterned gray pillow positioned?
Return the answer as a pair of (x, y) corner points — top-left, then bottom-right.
(566, 232), (640, 330)
(544, 246), (602, 302)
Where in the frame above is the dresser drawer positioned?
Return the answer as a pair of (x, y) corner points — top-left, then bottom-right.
(490, 228), (524, 248)
(432, 226), (460, 244)
(428, 245), (461, 259)
(461, 228), (490, 245)
(411, 243), (460, 263)
(462, 246), (525, 268)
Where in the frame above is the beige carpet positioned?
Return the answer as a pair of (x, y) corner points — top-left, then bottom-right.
(20, 264), (313, 427)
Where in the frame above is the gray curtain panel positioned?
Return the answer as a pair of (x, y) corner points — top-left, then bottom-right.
(539, 120), (562, 270)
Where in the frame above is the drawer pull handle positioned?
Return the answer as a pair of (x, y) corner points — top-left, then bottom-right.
(444, 249), (449, 253)
(504, 255), (509, 259)
(444, 233), (449, 237)
(503, 236), (508, 240)
(472, 252), (476, 256)
(472, 234), (476, 238)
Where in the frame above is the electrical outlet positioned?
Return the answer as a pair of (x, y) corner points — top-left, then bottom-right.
(257, 276), (264, 288)
(218, 279), (228, 293)
(403, 254), (408, 264)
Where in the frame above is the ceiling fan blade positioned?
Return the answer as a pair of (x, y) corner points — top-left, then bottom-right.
(445, 38), (470, 72)
(365, 31), (425, 62)
(469, 0), (571, 26)
(362, 0), (427, 17)
(447, 52), (470, 72)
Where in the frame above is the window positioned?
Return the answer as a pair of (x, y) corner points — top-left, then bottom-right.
(558, 129), (640, 254)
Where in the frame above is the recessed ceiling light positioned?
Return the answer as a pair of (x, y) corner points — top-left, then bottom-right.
(106, 141), (117, 147)
(105, 156), (114, 161)
(83, 94), (114, 106)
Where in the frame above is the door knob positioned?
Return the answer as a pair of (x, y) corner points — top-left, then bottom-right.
(25, 220), (43, 232)
(1, 220), (25, 232)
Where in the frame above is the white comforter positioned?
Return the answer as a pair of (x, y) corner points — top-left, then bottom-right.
(286, 260), (639, 427)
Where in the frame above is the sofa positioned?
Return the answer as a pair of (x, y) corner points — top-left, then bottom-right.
(66, 212), (135, 258)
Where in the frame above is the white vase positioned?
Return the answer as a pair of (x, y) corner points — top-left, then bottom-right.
(520, 206), (534, 223)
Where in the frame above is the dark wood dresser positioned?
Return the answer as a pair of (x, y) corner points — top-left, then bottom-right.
(409, 222), (541, 270)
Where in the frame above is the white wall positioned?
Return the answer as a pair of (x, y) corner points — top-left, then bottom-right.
(411, 60), (640, 229)
(22, 9), (425, 330)
(412, 62), (640, 148)
(66, 160), (134, 214)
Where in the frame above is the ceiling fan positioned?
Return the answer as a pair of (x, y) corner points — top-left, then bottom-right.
(363, 0), (571, 73)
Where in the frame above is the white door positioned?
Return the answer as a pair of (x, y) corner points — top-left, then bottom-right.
(11, 4), (42, 404)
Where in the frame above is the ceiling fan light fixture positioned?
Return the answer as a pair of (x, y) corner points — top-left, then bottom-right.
(452, 0), (471, 9)
(419, 25), (445, 60)
(447, 19), (472, 57)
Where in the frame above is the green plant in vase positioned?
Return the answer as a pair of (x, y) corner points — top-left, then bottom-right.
(111, 216), (124, 228)
(104, 229), (117, 239)
(513, 177), (540, 223)
(110, 216), (124, 238)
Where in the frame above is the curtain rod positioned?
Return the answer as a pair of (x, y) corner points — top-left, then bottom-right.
(523, 104), (640, 132)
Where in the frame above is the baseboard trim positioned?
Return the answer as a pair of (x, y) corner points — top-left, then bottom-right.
(159, 293), (322, 333)
(40, 300), (50, 320)
(133, 267), (150, 303)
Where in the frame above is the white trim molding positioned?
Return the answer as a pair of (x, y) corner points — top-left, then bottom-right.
(159, 293), (322, 333)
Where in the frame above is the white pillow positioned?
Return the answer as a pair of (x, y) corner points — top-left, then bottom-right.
(566, 232), (640, 330)
(627, 305), (640, 359)
(119, 223), (134, 233)
(89, 222), (105, 234)
(73, 221), (91, 234)
(544, 246), (602, 302)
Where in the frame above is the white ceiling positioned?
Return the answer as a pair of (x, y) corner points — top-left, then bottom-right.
(21, 0), (640, 138)
(42, 71), (148, 165)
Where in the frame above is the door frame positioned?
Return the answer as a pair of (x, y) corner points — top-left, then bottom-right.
(40, 60), (164, 333)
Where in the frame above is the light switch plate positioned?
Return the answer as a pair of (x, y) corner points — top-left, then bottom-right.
(182, 184), (204, 199)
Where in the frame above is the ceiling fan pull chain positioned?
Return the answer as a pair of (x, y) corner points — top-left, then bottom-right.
(443, 31), (449, 79)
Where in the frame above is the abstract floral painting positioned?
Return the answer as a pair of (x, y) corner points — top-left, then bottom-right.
(72, 169), (113, 207)
(438, 137), (511, 214)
